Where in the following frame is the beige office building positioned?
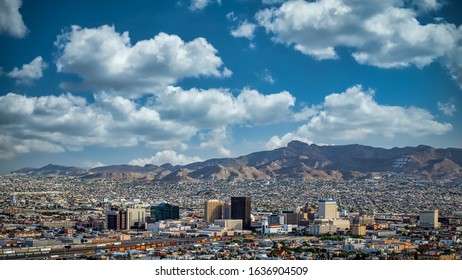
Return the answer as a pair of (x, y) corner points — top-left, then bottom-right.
(214, 219), (243, 230)
(351, 215), (375, 226)
(419, 210), (440, 229)
(318, 200), (339, 220)
(331, 219), (350, 230)
(351, 224), (367, 236)
(205, 199), (224, 223)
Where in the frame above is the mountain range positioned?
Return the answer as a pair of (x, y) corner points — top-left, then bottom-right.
(11, 141), (462, 181)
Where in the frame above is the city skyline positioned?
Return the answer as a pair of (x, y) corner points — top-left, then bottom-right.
(1, 0), (462, 174)
(1, 174), (461, 260)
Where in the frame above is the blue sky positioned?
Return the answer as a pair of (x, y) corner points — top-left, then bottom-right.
(0, 0), (461, 173)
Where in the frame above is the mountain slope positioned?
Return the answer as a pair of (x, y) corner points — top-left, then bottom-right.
(10, 141), (462, 181)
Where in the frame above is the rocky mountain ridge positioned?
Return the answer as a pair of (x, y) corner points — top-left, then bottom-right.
(11, 141), (462, 181)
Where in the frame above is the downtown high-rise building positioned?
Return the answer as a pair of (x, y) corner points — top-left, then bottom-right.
(150, 202), (180, 222)
(126, 207), (146, 229)
(318, 199), (339, 220)
(106, 208), (127, 230)
(419, 210), (440, 229)
(222, 203), (231, 219)
(231, 196), (251, 230)
(204, 199), (224, 223)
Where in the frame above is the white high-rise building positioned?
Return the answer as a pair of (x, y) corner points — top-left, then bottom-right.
(126, 207), (146, 229)
(318, 199), (339, 220)
(419, 210), (440, 229)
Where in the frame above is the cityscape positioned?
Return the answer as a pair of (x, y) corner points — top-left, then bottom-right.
(1, 0), (462, 270)
(1, 175), (461, 260)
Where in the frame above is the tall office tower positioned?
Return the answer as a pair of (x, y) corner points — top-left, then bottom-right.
(126, 207), (146, 229)
(106, 210), (119, 230)
(204, 199), (224, 223)
(222, 203), (231, 219)
(318, 199), (339, 220)
(119, 208), (127, 230)
(106, 208), (127, 230)
(419, 210), (440, 229)
(150, 202), (180, 222)
(231, 197), (251, 230)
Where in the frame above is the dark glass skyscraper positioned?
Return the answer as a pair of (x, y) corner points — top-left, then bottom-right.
(231, 197), (251, 230)
(151, 202), (180, 222)
(106, 208), (126, 230)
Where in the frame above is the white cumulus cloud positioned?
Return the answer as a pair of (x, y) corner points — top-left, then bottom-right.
(237, 88), (295, 124)
(189, 0), (221, 11)
(442, 32), (462, 90)
(0, 135), (65, 159)
(292, 106), (319, 121)
(267, 85), (453, 149)
(411, 0), (442, 13)
(129, 150), (202, 166)
(0, 0), (28, 38)
(256, 0), (462, 87)
(55, 25), (230, 97)
(262, 68), (275, 84)
(0, 92), (197, 158)
(266, 133), (312, 150)
(231, 20), (257, 39)
(5, 56), (48, 84)
(156, 86), (295, 127)
(437, 100), (457, 116)
(0, 86), (296, 159)
(153, 86), (295, 155)
(199, 126), (232, 157)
